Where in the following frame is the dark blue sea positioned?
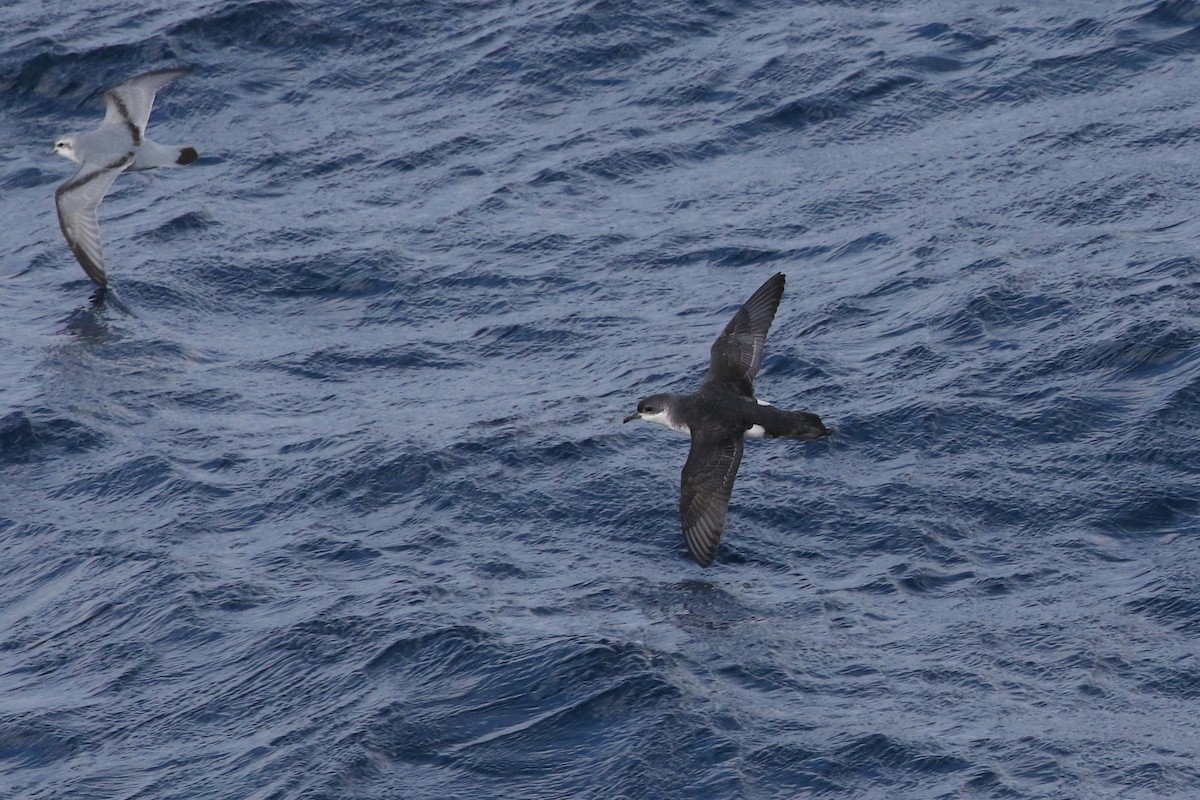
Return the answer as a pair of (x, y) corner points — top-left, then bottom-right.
(3, 0), (1200, 797)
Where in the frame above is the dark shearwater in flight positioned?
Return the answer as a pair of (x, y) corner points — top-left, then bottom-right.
(623, 272), (829, 567)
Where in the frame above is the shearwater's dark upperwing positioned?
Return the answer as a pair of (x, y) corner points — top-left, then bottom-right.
(679, 429), (745, 567)
(703, 272), (786, 397)
(101, 67), (193, 146)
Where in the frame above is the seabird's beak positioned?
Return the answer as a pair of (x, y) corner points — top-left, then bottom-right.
(623, 412), (641, 424)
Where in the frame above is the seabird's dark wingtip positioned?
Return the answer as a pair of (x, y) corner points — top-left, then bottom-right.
(763, 272), (785, 292)
(79, 261), (107, 288)
(67, 242), (107, 287)
(684, 536), (717, 567)
(177, 147), (199, 165)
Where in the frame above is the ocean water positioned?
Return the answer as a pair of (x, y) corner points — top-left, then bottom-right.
(2, 0), (1200, 797)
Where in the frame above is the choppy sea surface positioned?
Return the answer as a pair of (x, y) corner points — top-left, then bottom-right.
(2, 1), (1200, 797)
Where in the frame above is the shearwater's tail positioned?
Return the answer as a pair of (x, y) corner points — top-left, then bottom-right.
(786, 410), (829, 440)
(762, 407), (829, 440)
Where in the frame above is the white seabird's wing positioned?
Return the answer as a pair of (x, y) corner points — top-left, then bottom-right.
(100, 67), (193, 145)
(55, 153), (135, 286)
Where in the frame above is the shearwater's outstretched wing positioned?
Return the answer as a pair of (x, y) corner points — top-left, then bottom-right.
(101, 67), (192, 145)
(679, 430), (745, 567)
(703, 272), (785, 398)
(55, 153), (134, 286)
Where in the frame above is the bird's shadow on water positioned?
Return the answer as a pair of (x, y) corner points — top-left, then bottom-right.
(60, 285), (136, 340)
(652, 577), (762, 631)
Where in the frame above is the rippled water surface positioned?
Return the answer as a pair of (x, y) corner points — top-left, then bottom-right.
(2, 1), (1200, 797)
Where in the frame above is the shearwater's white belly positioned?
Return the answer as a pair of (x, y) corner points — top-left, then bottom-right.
(641, 409), (690, 435)
(643, 400), (771, 438)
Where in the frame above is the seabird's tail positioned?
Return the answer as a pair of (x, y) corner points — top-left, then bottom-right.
(762, 408), (829, 440)
(129, 141), (199, 170)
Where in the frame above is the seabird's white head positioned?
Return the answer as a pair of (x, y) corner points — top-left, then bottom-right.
(52, 135), (81, 164)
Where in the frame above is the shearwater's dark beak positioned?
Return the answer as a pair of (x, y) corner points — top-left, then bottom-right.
(623, 412), (641, 424)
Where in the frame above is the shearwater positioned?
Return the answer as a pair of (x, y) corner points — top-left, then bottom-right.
(624, 272), (829, 567)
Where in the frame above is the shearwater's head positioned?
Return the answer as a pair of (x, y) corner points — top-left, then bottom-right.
(623, 393), (689, 433)
(52, 135), (81, 164)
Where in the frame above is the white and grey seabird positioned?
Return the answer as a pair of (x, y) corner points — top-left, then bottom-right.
(52, 67), (198, 287)
(624, 272), (829, 567)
